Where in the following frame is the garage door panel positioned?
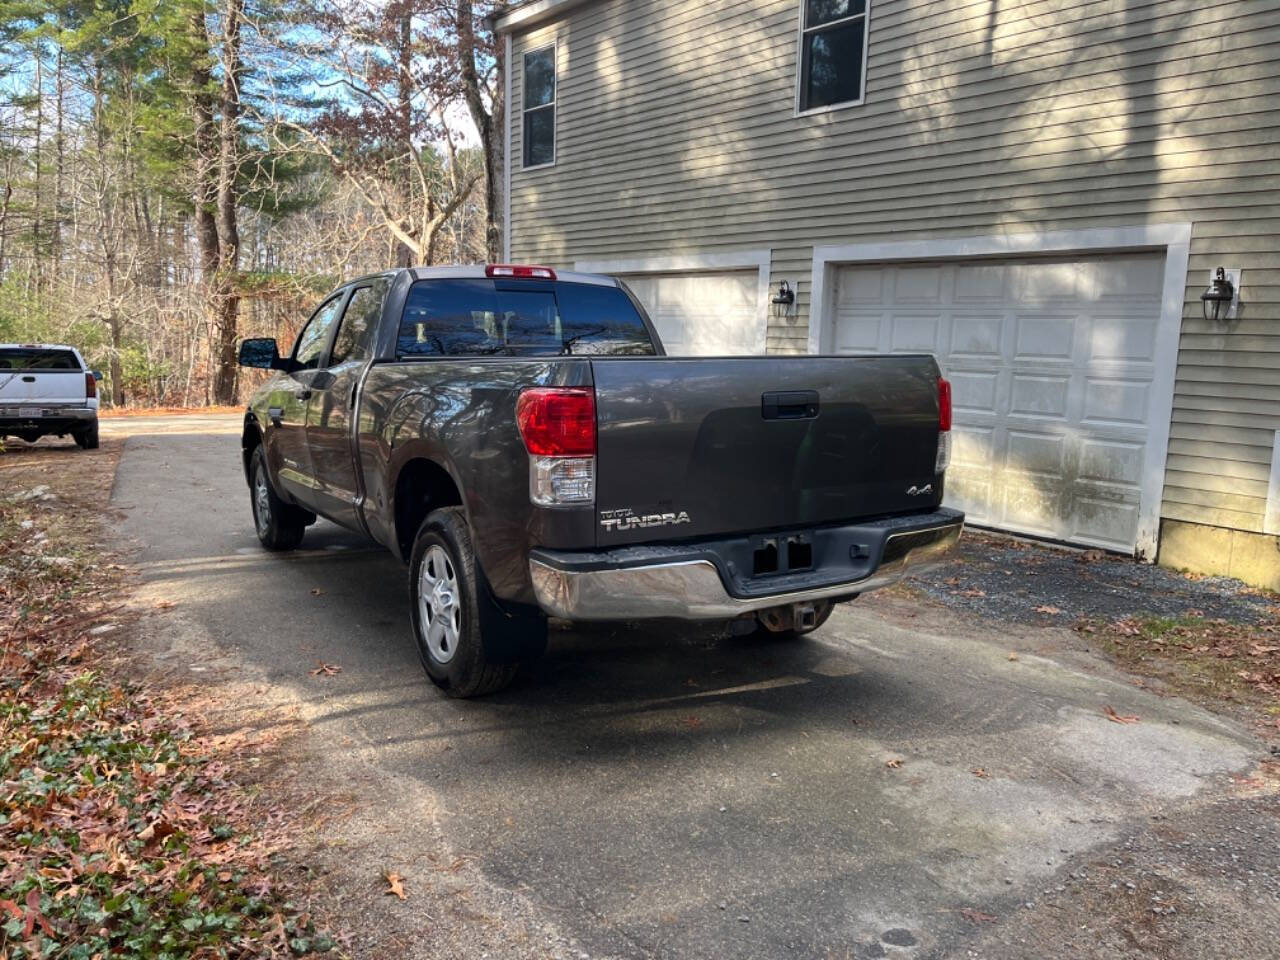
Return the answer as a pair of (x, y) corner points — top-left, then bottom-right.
(890, 315), (941, 352)
(952, 425), (996, 468)
(893, 266), (945, 302)
(1006, 430), (1066, 478)
(832, 312), (882, 352)
(1071, 495), (1141, 551)
(1078, 438), (1145, 486)
(1009, 261), (1081, 303)
(950, 316), (1003, 357)
(1090, 317), (1161, 362)
(1087, 257), (1164, 302)
(1010, 374), (1070, 420)
(1001, 476), (1063, 534)
(1014, 316), (1076, 360)
(1082, 378), (1150, 427)
(954, 263), (1008, 302)
(950, 370), (1000, 412)
(621, 270), (759, 356)
(832, 253), (1165, 553)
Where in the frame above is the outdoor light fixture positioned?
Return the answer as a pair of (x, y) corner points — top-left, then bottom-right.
(771, 280), (795, 320)
(1200, 267), (1235, 322)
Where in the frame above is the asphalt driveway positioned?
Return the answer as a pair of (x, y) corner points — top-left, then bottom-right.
(106, 416), (1278, 959)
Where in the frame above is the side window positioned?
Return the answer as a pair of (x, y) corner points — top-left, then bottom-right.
(797, 0), (870, 113)
(522, 45), (555, 168)
(398, 280), (501, 358)
(330, 281), (386, 365)
(292, 295), (345, 371)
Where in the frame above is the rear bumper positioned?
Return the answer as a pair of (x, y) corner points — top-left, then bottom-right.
(0, 406), (97, 435)
(528, 508), (963, 621)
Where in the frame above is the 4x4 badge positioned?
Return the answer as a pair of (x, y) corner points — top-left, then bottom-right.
(906, 484), (934, 496)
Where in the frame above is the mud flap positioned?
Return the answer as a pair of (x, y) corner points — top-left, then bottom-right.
(476, 564), (548, 664)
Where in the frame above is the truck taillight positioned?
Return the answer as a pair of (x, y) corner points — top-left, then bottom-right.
(517, 388), (596, 506)
(936, 376), (952, 474)
(85, 372), (97, 399)
(486, 263), (557, 280)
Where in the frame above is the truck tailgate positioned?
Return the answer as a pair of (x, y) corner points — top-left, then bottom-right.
(590, 356), (943, 547)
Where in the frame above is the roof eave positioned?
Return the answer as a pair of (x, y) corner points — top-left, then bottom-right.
(489, 0), (599, 35)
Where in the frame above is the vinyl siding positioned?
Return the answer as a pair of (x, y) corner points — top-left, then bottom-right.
(506, 0), (1280, 535)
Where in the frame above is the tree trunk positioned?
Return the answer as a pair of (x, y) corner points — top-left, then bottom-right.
(456, 0), (502, 262)
(394, 10), (414, 268)
(211, 0), (243, 405)
(92, 65), (125, 406)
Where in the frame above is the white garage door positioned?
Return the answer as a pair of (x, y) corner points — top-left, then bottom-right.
(831, 254), (1167, 553)
(621, 270), (762, 355)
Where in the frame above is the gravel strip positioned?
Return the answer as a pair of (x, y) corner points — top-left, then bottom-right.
(908, 532), (1279, 626)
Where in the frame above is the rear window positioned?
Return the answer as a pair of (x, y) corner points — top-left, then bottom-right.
(0, 348), (81, 371)
(397, 279), (656, 358)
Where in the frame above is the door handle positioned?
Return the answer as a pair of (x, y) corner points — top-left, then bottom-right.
(21, 375), (35, 383)
(296, 389), (312, 401)
(762, 390), (820, 420)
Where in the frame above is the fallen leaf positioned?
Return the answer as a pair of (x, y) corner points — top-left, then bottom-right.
(310, 587), (325, 596)
(310, 661), (341, 677)
(0, 899), (22, 920)
(885, 758), (903, 769)
(959, 907), (998, 924)
(971, 768), (990, 779)
(383, 871), (407, 900)
(153, 598), (176, 610)
(1034, 605), (1062, 615)
(1079, 549), (1106, 563)
(957, 588), (986, 598)
(1007, 652), (1019, 661)
(1103, 705), (1140, 724)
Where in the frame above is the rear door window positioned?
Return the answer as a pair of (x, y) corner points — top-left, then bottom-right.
(0, 348), (81, 370)
(397, 279), (656, 358)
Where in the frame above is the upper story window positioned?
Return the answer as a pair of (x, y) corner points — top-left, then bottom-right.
(523, 45), (556, 168)
(797, 1), (870, 114)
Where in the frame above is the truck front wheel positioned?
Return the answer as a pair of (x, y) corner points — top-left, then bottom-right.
(410, 507), (520, 698)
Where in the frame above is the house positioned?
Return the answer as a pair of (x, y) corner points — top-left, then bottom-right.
(491, 0), (1280, 590)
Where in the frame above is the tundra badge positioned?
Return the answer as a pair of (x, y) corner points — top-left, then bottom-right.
(600, 508), (692, 533)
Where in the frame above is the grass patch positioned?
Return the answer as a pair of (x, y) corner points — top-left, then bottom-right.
(1, 450), (335, 958)
(1080, 612), (1280, 727)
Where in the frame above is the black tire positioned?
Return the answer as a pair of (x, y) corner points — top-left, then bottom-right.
(754, 600), (837, 641)
(409, 506), (522, 698)
(74, 424), (99, 450)
(249, 446), (307, 551)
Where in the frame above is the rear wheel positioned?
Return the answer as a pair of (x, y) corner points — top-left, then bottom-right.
(409, 506), (521, 698)
(74, 424), (99, 449)
(250, 446), (307, 550)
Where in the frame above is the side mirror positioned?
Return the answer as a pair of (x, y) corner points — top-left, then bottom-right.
(238, 338), (286, 370)
(91, 370), (102, 381)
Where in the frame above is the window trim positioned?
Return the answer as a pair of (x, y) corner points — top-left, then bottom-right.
(521, 41), (557, 170)
(794, 0), (872, 117)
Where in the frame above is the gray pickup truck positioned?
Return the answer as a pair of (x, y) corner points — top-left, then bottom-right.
(238, 265), (962, 697)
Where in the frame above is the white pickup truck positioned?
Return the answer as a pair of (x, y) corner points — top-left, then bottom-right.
(0, 344), (101, 449)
